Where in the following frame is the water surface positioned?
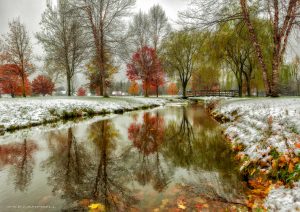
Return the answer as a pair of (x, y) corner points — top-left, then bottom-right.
(0, 104), (247, 211)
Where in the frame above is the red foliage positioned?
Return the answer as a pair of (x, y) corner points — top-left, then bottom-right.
(126, 46), (164, 97)
(167, 83), (179, 95)
(0, 141), (38, 169)
(77, 87), (86, 96)
(128, 113), (165, 155)
(0, 64), (31, 97)
(32, 75), (55, 96)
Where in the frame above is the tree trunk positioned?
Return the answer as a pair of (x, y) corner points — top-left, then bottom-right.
(67, 75), (71, 96)
(145, 87), (149, 97)
(99, 76), (104, 96)
(240, 0), (271, 96)
(156, 86), (159, 97)
(243, 74), (251, 97)
(238, 83), (243, 97)
(22, 76), (26, 97)
(271, 60), (280, 97)
(182, 83), (187, 99)
(246, 80), (251, 97)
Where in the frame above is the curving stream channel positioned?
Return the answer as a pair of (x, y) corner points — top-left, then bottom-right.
(0, 103), (248, 211)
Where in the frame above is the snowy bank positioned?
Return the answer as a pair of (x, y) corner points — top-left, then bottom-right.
(0, 97), (168, 133)
(209, 97), (300, 211)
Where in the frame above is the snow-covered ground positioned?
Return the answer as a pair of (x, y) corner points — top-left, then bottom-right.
(209, 97), (300, 211)
(0, 96), (168, 132)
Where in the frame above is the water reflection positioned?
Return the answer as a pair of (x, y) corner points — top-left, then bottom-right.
(88, 120), (138, 211)
(0, 104), (247, 210)
(42, 128), (90, 203)
(128, 112), (171, 192)
(0, 140), (38, 191)
(162, 107), (196, 168)
(42, 122), (138, 211)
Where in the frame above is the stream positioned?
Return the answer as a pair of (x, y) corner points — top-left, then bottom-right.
(0, 103), (248, 211)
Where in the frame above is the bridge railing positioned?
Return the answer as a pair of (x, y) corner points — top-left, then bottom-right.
(187, 90), (239, 97)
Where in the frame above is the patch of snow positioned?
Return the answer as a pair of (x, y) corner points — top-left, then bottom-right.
(0, 97), (168, 133)
(265, 183), (300, 211)
(210, 97), (300, 211)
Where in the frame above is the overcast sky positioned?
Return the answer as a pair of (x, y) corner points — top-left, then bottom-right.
(0, 0), (187, 82)
(0, 0), (186, 53)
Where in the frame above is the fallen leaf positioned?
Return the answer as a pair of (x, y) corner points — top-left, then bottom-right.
(177, 200), (186, 210)
(288, 163), (295, 173)
(88, 203), (105, 212)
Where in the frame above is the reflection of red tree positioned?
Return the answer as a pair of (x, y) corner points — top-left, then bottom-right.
(0, 141), (38, 168)
(128, 113), (164, 155)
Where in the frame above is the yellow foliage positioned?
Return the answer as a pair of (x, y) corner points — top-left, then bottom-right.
(88, 203), (105, 212)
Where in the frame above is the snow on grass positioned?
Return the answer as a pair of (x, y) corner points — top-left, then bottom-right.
(265, 182), (300, 211)
(0, 96), (168, 132)
(210, 97), (300, 211)
(212, 98), (300, 158)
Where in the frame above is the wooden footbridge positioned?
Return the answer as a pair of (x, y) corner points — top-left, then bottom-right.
(186, 90), (239, 97)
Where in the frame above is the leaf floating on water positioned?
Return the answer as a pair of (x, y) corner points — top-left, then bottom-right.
(177, 199), (186, 210)
(88, 203), (105, 212)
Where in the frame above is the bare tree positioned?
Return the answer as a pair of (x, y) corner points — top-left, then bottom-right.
(37, 0), (88, 96)
(179, 0), (300, 97)
(127, 5), (171, 53)
(77, 0), (135, 97)
(148, 4), (171, 51)
(3, 18), (34, 97)
(128, 11), (151, 51)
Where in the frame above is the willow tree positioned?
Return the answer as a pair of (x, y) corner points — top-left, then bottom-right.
(161, 31), (204, 98)
(179, 0), (300, 97)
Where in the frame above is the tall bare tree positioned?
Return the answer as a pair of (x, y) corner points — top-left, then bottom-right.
(37, 0), (88, 96)
(128, 11), (151, 51)
(148, 4), (171, 51)
(77, 0), (135, 97)
(2, 18), (34, 97)
(127, 5), (171, 53)
(180, 0), (300, 97)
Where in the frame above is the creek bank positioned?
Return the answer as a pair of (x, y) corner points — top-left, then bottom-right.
(200, 97), (300, 211)
(0, 97), (169, 133)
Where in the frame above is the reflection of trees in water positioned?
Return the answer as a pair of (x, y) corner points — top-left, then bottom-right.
(88, 120), (138, 211)
(0, 139), (38, 191)
(162, 106), (240, 171)
(162, 107), (196, 168)
(162, 105), (246, 204)
(42, 121), (138, 211)
(128, 112), (172, 192)
(42, 128), (90, 201)
(177, 172), (247, 206)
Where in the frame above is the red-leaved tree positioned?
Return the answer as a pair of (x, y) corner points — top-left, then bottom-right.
(127, 46), (164, 97)
(32, 75), (55, 96)
(0, 64), (31, 97)
(167, 83), (179, 95)
(77, 87), (86, 96)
